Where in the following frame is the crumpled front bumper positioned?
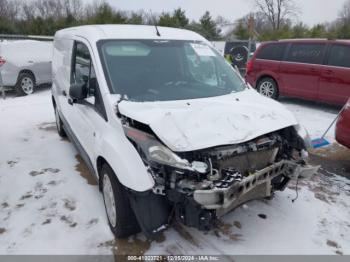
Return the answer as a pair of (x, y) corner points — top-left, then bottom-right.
(193, 160), (319, 216)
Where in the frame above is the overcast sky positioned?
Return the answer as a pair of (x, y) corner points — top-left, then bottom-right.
(101, 0), (347, 26)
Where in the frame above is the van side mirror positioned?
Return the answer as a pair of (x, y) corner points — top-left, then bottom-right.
(69, 83), (87, 103)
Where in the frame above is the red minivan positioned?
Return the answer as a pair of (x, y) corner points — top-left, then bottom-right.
(336, 98), (350, 148)
(246, 39), (350, 105)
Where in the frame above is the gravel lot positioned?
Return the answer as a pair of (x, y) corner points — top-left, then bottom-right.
(0, 88), (349, 255)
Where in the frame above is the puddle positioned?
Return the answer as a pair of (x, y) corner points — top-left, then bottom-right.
(75, 155), (98, 186)
(38, 122), (57, 132)
(99, 235), (153, 256)
(310, 143), (350, 179)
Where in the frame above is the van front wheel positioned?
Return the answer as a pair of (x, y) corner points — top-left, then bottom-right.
(257, 78), (279, 99)
(101, 164), (140, 238)
(15, 73), (35, 96)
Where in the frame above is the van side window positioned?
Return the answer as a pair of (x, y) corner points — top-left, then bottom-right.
(71, 42), (98, 98)
(256, 43), (286, 61)
(286, 44), (325, 65)
(71, 42), (107, 120)
(328, 45), (350, 68)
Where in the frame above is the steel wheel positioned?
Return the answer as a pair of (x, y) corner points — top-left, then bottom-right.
(103, 173), (117, 227)
(21, 77), (34, 95)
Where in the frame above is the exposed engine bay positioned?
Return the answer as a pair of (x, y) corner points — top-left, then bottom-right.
(121, 116), (319, 237)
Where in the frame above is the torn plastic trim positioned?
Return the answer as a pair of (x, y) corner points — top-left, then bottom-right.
(193, 160), (319, 210)
(123, 125), (208, 173)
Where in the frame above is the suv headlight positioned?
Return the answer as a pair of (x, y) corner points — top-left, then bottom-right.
(123, 126), (207, 172)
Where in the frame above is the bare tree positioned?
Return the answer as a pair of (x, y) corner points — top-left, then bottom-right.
(339, 0), (350, 23)
(254, 0), (300, 30)
(0, 0), (21, 19)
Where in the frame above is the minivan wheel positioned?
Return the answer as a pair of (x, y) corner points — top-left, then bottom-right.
(54, 106), (67, 138)
(257, 78), (279, 99)
(101, 164), (140, 238)
(15, 73), (35, 96)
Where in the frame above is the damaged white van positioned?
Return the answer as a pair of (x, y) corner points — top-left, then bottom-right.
(52, 25), (319, 238)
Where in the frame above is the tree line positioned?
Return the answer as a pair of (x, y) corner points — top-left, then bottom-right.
(0, 0), (221, 40)
(233, 0), (350, 41)
(0, 0), (350, 41)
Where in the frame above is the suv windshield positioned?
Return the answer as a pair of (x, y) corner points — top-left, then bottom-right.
(98, 40), (245, 102)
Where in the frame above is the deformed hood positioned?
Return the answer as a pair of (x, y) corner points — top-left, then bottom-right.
(118, 89), (298, 152)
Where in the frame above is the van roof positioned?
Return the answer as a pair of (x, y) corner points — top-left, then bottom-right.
(55, 24), (207, 43)
(264, 38), (350, 44)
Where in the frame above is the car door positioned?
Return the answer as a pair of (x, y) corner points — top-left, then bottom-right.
(68, 41), (108, 162)
(278, 43), (326, 100)
(319, 44), (350, 105)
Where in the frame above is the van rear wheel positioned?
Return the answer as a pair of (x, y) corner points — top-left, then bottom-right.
(15, 73), (35, 96)
(101, 164), (140, 238)
(257, 77), (279, 99)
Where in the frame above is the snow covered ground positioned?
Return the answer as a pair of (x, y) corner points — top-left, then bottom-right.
(0, 88), (349, 255)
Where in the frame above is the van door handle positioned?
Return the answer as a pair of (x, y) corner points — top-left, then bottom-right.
(62, 90), (67, 96)
(325, 69), (333, 75)
(310, 68), (317, 72)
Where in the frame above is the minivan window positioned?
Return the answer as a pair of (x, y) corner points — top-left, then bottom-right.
(328, 44), (350, 68)
(256, 43), (287, 61)
(286, 43), (325, 65)
(72, 42), (99, 98)
(98, 40), (245, 102)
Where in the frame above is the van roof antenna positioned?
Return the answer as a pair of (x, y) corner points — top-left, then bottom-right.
(150, 10), (161, 37)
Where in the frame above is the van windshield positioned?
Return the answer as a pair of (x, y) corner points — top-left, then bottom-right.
(98, 40), (245, 102)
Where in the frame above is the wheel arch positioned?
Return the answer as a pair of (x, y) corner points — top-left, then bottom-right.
(96, 155), (108, 191)
(18, 69), (36, 84)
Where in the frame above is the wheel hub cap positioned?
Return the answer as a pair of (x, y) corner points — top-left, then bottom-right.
(260, 81), (274, 97)
(103, 174), (117, 227)
(21, 77), (34, 94)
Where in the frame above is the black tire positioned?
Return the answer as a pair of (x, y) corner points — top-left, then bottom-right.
(54, 105), (67, 138)
(257, 77), (279, 99)
(101, 164), (140, 238)
(15, 72), (35, 96)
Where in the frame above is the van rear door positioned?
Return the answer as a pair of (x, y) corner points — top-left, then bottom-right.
(278, 43), (326, 100)
(319, 43), (350, 105)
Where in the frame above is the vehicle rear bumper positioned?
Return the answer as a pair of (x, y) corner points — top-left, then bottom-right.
(1, 67), (17, 87)
(336, 117), (350, 149)
(193, 160), (319, 216)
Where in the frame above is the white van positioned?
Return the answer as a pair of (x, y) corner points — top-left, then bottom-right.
(0, 40), (52, 95)
(52, 25), (318, 238)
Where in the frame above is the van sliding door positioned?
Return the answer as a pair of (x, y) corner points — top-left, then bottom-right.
(278, 43), (326, 100)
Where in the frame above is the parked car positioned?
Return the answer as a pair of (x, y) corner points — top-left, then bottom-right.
(336, 98), (350, 148)
(0, 40), (53, 96)
(245, 39), (350, 105)
(52, 25), (318, 238)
